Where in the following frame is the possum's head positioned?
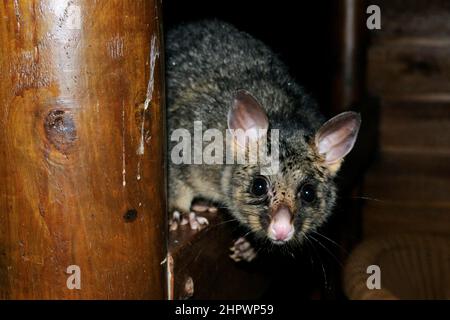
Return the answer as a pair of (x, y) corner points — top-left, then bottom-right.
(227, 90), (361, 245)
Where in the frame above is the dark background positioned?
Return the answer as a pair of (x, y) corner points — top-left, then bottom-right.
(163, 0), (335, 116)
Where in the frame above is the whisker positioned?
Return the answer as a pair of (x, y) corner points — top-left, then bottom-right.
(304, 233), (328, 291)
(209, 218), (239, 228)
(308, 234), (343, 268)
(347, 195), (385, 203)
(242, 229), (254, 238)
(310, 230), (349, 256)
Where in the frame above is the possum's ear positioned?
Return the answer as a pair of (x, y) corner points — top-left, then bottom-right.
(228, 90), (269, 144)
(315, 111), (361, 173)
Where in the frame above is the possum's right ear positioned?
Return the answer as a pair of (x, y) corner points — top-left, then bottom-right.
(315, 111), (361, 173)
(227, 90), (269, 144)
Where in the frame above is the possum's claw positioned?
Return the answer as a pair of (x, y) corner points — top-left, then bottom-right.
(169, 210), (209, 232)
(169, 210), (181, 231)
(229, 237), (257, 262)
(188, 211), (209, 230)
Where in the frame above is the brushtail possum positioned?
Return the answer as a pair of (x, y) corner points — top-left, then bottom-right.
(166, 21), (360, 260)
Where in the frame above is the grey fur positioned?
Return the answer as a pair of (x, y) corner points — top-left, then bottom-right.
(166, 20), (339, 244)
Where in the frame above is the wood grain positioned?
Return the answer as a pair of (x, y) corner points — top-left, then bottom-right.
(357, 0), (450, 277)
(370, 0), (450, 41)
(363, 152), (450, 205)
(361, 152), (450, 237)
(379, 101), (450, 154)
(0, 0), (166, 299)
(363, 203), (450, 237)
(368, 40), (450, 98)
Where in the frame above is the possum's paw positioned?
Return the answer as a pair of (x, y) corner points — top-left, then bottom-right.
(229, 237), (257, 262)
(169, 210), (209, 232)
(169, 210), (186, 231)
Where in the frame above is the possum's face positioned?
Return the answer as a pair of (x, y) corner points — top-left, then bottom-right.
(229, 148), (337, 245)
(227, 90), (361, 245)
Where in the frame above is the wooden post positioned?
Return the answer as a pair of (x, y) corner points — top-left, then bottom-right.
(331, 0), (367, 114)
(0, 0), (166, 299)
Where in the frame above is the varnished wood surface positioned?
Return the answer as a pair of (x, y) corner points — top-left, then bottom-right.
(0, 0), (166, 299)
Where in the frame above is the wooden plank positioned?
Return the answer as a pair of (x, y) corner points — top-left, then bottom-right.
(379, 101), (450, 153)
(361, 151), (450, 237)
(370, 0), (450, 40)
(363, 152), (450, 205)
(0, 0), (166, 299)
(368, 41), (450, 97)
(363, 203), (450, 237)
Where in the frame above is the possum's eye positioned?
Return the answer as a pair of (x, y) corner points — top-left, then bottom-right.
(251, 176), (269, 196)
(299, 183), (316, 203)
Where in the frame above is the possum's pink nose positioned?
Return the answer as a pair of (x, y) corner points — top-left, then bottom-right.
(268, 205), (294, 242)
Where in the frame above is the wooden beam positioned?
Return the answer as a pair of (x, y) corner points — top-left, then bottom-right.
(331, 0), (367, 114)
(0, 0), (166, 299)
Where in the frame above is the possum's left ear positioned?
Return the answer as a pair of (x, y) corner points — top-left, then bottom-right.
(315, 111), (361, 173)
(228, 90), (269, 145)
